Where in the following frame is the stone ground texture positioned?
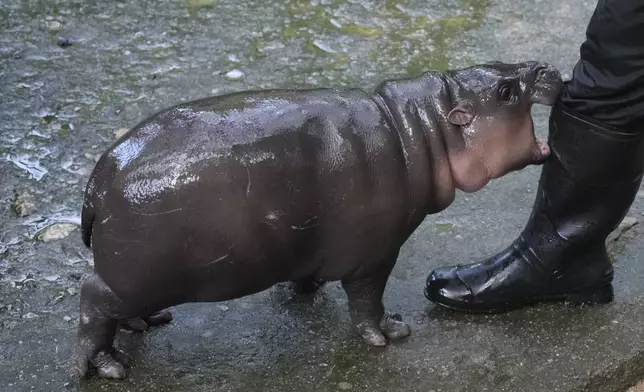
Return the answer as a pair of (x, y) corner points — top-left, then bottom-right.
(3, 0), (644, 391)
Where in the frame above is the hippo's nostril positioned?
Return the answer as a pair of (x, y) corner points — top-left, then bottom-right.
(536, 66), (549, 81)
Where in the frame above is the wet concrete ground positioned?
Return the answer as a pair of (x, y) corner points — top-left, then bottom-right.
(3, 0), (644, 391)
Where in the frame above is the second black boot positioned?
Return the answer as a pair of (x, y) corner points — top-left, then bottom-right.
(424, 101), (644, 313)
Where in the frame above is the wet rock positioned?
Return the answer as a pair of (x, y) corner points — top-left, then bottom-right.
(12, 191), (37, 217)
(224, 69), (245, 81)
(36, 223), (77, 242)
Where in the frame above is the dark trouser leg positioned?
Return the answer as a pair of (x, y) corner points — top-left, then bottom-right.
(424, 0), (644, 313)
(562, 0), (644, 131)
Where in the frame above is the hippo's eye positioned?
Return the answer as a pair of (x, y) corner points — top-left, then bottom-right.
(498, 84), (514, 102)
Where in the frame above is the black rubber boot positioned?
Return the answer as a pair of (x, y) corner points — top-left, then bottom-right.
(424, 101), (644, 313)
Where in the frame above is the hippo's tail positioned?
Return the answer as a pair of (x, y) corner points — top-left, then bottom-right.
(80, 177), (98, 249)
(81, 200), (95, 249)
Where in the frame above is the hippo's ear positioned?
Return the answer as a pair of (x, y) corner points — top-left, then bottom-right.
(447, 102), (474, 126)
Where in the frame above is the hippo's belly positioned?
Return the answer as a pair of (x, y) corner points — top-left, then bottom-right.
(89, 89), (413, 304)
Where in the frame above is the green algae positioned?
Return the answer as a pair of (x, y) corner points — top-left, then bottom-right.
(437, 222), (455, 233)
(186, 0), (214, 10)
(385, 0), (490, 74)
(279, 0), (489, 80)
(338, 23), (382, 39)
(250, 38), (266, 59)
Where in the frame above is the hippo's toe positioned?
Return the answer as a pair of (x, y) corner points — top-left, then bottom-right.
(379, 313), (411, 341)
(145, 309), (173, 326)
(120, 317), (149, 332)
(119, 310), (173, 332)
(356, 322), (388, 347)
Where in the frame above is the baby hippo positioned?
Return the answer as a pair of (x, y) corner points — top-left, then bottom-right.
(74, 61), (563, 379)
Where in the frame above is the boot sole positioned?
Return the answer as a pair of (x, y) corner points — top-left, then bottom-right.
(425, 283), (614, 314)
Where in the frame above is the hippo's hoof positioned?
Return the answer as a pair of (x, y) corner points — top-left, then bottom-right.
(379, 313), (411, 341)
(120, 310), (173, 332)
(121, 317), (149, 332)
(146, 309), (173, 325)
(92, 349), (129, 379)
(354, 314), (410, 346)
(356, 323), (388, 347)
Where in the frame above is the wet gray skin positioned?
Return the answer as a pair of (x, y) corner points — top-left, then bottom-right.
(74, 60), (562, 379)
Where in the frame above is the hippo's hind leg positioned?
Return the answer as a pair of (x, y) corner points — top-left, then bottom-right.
(74, 274), (136, 379)
(119, 310), (173, 332)
(341, 251), (410, 346)
(291, 277), (327, 294)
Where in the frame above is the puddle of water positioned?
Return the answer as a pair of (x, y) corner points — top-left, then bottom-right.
(3, 154), (49, 180)
(19, 214), (82, 240)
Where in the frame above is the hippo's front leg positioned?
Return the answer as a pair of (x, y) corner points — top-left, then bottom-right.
(341, 251), (410, 346)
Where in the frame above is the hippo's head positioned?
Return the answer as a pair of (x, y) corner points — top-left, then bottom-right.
(442, 61), (563, 192)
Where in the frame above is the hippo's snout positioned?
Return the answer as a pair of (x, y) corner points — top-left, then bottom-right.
(529, 63), (563, 105)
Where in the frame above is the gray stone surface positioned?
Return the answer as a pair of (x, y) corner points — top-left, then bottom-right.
(2, 0), (644, 391)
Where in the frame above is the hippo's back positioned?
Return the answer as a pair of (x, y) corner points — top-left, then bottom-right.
(95, 88), (392, 204)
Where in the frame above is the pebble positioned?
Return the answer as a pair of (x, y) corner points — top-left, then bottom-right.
(84, 153), (100, 162)
(22, 312), (38, 319)
(312, 39), (338, 53)
(217, 305), (229, 311)
(12, 191), (37, 217)
(36, 223), (77, 242)
(63, 316), (72, 322)
(45, 20), (62, 30)
(338, 382), (353, 390)
(224, 69), (245, 81)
